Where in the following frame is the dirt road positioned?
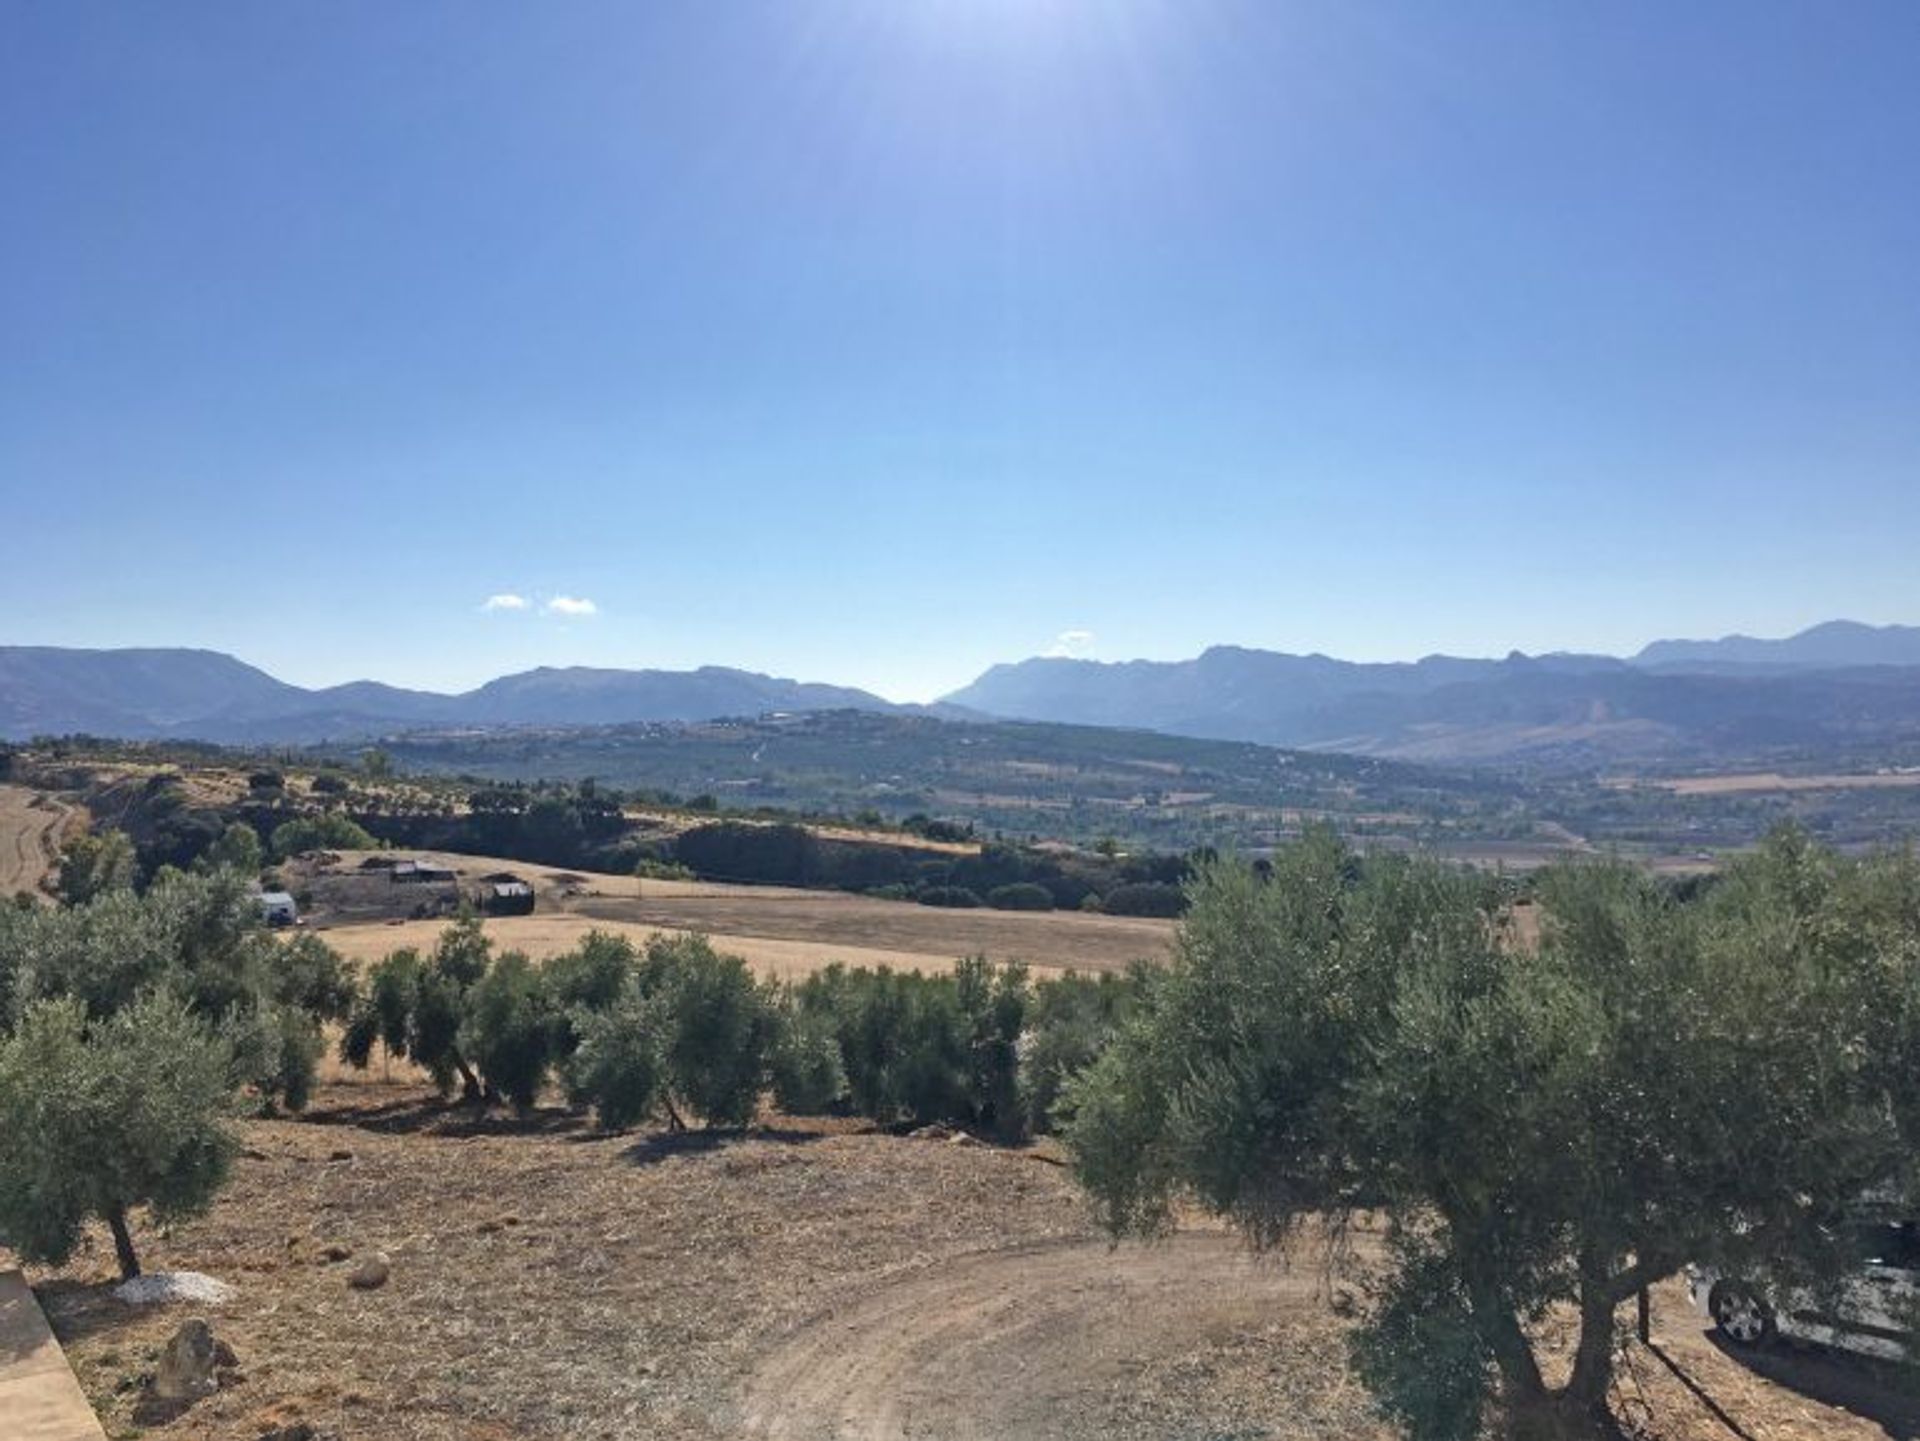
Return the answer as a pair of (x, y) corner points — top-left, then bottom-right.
(0, 785), (73, 900)
(738, 1233), (1381, 1440)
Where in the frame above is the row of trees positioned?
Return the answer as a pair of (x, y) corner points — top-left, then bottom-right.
(334, 919), (1143, 1142)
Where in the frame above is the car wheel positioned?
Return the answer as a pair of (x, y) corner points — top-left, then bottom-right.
(1710, 1281), (1774, 1346)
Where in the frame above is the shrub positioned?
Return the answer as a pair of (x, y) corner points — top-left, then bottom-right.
(917, 885), (982, 909)
(1099, 881), (1185, 917)
(986, 882), (1054, 912)
(269, 812), (377, 860)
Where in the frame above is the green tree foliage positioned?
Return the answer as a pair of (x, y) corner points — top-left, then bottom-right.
(644, 935), (779, 1129)
(202, 820), (264, 876)
(1018, 969), (1141, 1135)
(986, 882), (1054, 911)
(955, 956), (1028, 1138)
(562, 935), (779, 1130)
(1065, 827), (1920, 1439)
(0, 993), (237, 1279)
(461, 951), (555, 1110)
(787, 960), (1035, 1132)
(0, 868), (350, 1112)
(543, 930), (639, 1061)
(269, 812), (377, 861)
(768, 1003), (847, 1114)
(55, 830), (136, 906)
(566, 993), (664, 1130)
(338, 921), (491, 1099)
(1098, 880), (1185, 917)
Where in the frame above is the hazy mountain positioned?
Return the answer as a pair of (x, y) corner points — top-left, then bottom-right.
(0, 647), (307, 739)
(9, 623), (1920, 769)
(942, 626), (1920, 769)
(1635, 620), (1920, 671)
(0, 648), (898, 743)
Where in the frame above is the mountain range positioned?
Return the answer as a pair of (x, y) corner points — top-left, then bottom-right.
(0, 648), (896, 746)
(5, 620), (1920, 771)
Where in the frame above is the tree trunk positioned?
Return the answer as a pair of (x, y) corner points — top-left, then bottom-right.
(106, 1203), (140, 1281)
(455, 1058), (482, 1103)
(1565, 1284), (1619, 1411)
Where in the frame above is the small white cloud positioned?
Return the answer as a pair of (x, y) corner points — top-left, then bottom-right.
(544, 595), (599, 618)
(1045, 628), (1096, 658)
(481, 593), (530, 612)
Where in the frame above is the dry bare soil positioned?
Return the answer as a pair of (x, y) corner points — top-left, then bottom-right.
(303, 850), (1175, 978)
(0, 783), (78, 900)
(24, 1080), (1915, 1441)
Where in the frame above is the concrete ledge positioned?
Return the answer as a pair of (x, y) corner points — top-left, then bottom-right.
(0, 1269), (108, 1440)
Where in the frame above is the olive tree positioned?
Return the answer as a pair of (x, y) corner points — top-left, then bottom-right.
(55, 830), (136, 906)
(1066, 828), (1920, 1439)
(0, 993), (237, 1279)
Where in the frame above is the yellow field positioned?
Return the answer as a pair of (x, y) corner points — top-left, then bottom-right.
(1656, 771), (1920, 796)
(302, 848), (1174, 978)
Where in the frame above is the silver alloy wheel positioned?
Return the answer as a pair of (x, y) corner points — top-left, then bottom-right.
(1712, 1283), (1771, 1345)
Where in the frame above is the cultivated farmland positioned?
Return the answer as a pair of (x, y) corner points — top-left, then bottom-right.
(299, 849), (1176, 978)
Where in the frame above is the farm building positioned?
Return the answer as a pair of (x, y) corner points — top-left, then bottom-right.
(479, 874), (536, 916)
(257, 890), (299, 927)
(390, 860), (458, 885)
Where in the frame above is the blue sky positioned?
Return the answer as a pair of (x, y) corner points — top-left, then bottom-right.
(4, 2), (1916, 701)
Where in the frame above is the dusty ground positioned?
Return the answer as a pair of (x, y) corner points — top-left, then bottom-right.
(301, 850), (1175, 978)
(22, 1079), (1920, 1441)
(0, 783), (79, 900)
(18, 1082), (1920, 1441)
(29, 1082), (1372, 1441)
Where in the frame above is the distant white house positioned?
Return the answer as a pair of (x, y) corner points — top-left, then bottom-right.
(257, 891), (299, 927)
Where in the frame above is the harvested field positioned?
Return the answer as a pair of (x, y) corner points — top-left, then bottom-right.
(0, 783), (78, 900)
(303, 850), (1174, 977)
(20, 1083), (1907, 1441)
(316, 913), (997, 980)
(1657, 771), (1920, 796)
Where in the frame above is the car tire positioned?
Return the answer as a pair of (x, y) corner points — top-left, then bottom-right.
(1709, 1281), (1775, 1346)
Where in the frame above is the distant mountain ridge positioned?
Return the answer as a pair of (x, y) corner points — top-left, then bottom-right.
(5, 620), (1919, 769)
(0, 647), (900, 744)
(1633, 620), (1920, 671)
(940, 622), (1920, 768)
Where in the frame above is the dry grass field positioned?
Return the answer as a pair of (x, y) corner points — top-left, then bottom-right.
(23, 1080), (1913, 1441)
(1656, 771), (1920, 796)
(301, 850), (1175, 978)
(0, 782), (80, 899)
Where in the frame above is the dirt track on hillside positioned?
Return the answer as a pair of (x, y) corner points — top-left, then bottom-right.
(0, 784), (74, 899)
(739, 1232), (1380, 1441)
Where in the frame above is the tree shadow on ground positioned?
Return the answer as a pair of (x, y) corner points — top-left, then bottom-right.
(613, 1126), (825, 1168)
(35, 1277), (158, 1349)
(1647, 1333), (1920, 1440)
(295, 1095), (592, 1140)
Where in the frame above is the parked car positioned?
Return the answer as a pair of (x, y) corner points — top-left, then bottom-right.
(1688, 1217), (1920, 1361)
